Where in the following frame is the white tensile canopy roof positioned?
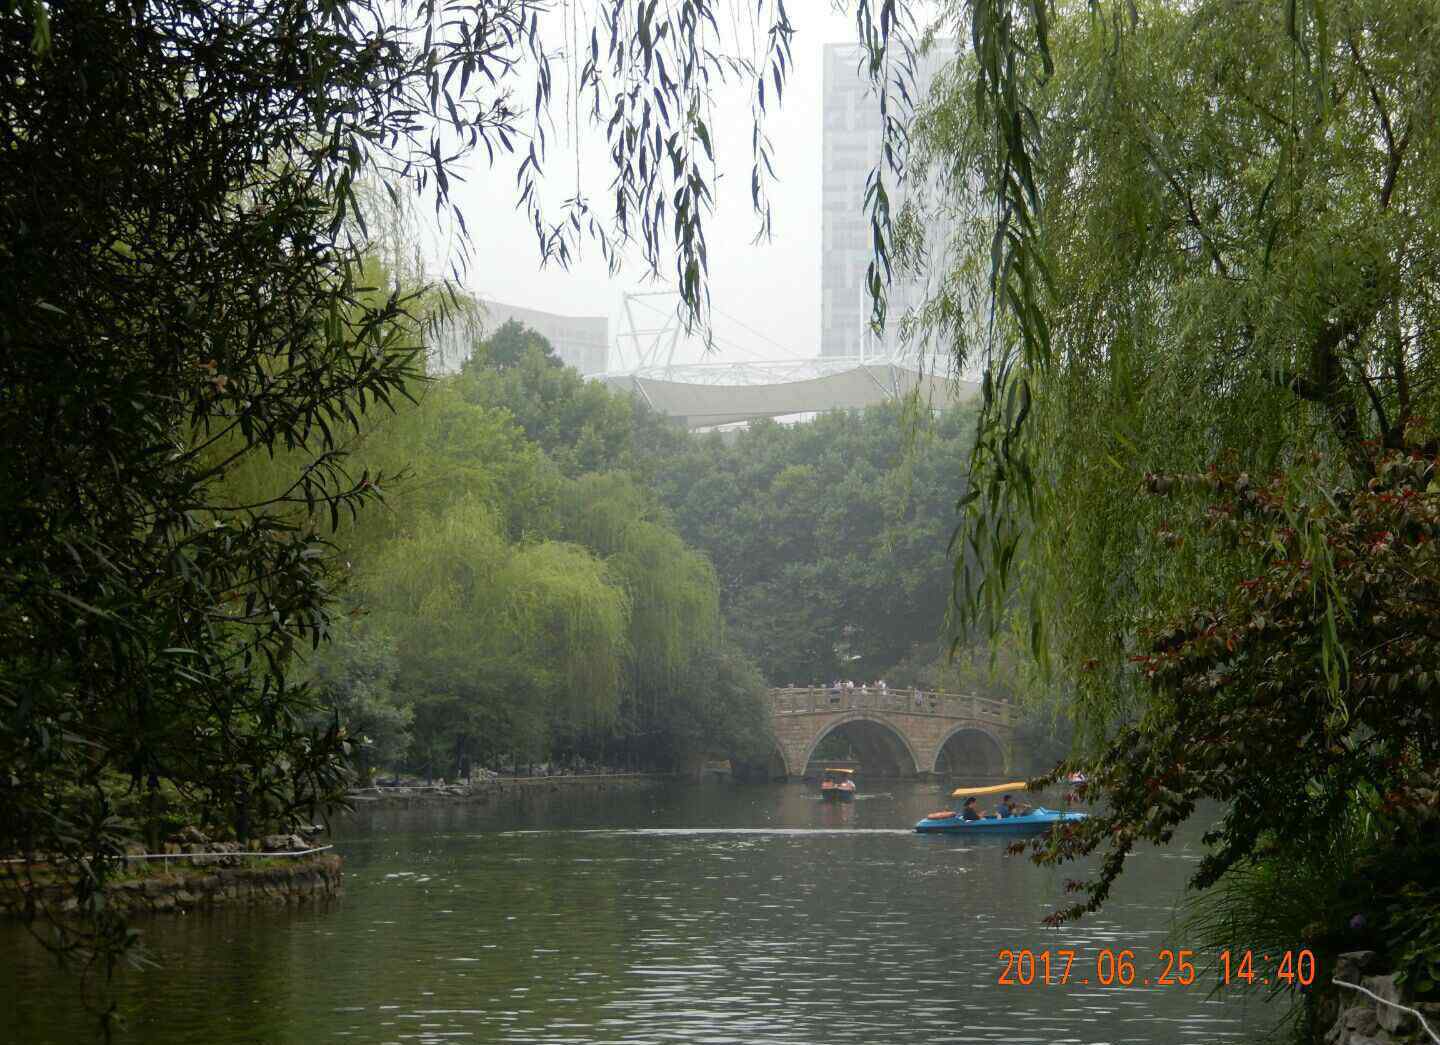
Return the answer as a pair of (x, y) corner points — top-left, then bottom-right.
(599, 364), (977, 430)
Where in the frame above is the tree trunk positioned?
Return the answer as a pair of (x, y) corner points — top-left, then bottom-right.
(232, 779), (250, 846)
(147, 777), (163, 851)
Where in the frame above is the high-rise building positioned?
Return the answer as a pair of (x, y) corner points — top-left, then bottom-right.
(821, 43), (953, 359)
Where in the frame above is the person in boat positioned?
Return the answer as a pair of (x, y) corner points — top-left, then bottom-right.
(998, 794), (1032, 817)
(959, 797), (981, 821)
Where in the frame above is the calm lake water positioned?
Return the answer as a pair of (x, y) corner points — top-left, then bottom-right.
(0, 781), (1273, 1044)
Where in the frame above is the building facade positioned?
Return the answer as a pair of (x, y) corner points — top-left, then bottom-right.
(479, 299), (609, 375)
(820, 43), (953, 360)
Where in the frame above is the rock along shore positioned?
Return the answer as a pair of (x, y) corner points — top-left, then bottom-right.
(1317, 951), (1440, 1045)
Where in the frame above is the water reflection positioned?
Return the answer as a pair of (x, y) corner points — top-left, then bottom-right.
(0, 782), (1265, 1044)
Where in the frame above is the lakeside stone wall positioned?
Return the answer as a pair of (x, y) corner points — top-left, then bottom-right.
(346, 773), (666, 806)
(1317, 952), (1440, 1045)
(0, 855), (343, 918)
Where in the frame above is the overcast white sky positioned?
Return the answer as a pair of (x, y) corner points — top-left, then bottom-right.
(445, 6), (880, 370)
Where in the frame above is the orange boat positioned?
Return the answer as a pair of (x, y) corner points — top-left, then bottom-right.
(819, 767), (857, 802)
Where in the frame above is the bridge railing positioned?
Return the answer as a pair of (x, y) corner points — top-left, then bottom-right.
(768, 686), (1012, 726)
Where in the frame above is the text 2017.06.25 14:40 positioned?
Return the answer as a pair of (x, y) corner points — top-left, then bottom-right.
(997, 948), (1316, 987)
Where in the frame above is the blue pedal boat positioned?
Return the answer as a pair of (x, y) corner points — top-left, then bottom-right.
(914, 807), (1087, 835)
(915, 780), (1088, 835)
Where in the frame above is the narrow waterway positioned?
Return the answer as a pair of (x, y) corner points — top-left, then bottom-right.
(1, 782), (1271, 1043)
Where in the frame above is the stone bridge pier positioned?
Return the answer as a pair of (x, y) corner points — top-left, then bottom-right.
(755, 687), (1014, 780)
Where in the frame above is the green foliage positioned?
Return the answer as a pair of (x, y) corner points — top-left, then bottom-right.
(305, 622), (413, 783)
(1025, 450), (1440, 982)
(1387, 882), (1440, 998)
(886, 639), (1022, 700)
(460, 332), (635, 479)
(640, 403), (978, 684)
(359, 494), (629, 774)
(1182, 804), (1377, 1011)
(549, 473), (719, 694)
(1184, 786), (1440, 1037)
(910, 0), (1440, 736)
(662, 642), (775, 764)
(0, 0), (431, 978)
(286, 326), (777, 776)
(474, 320), (564, 370)
(888, 1), (1440, 982)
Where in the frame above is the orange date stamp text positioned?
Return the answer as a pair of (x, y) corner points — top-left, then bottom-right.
(996, 948), (1316, 987)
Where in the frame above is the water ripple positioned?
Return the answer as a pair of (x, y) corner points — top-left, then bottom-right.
(0, 783), (1262, 1044)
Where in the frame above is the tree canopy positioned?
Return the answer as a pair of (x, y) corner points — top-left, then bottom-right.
(638, 403), (979, 684)
(293, 321), (774, 783)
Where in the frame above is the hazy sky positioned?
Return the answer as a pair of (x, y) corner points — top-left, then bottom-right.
(449, 6), (880, 370)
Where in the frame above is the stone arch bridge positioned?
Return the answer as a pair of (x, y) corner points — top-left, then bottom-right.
(749, 686), (1015, 780)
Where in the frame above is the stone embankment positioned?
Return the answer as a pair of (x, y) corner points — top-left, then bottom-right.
(1321, 952), (1440, 1045)
(90, 855), (342, 916)
(1, 830), (342, 918)
(347, 772), (665, 805)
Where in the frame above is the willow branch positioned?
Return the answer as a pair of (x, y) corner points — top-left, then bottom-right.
(1347, 35), (1411, 209)
(1133, 132), (1230, 279)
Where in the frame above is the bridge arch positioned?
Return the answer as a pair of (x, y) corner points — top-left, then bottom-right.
(765, 739), (792, 780)
(933, 725), (1007, 777)
(730, 738), (791, 782)
(801, 713), (921, 778)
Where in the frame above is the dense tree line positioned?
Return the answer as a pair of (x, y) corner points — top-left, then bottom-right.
(289, 321), (774, 783)
(627, 400), (1072, 771)
(452, 323), (991, 690)
(640, 404), (977, 686)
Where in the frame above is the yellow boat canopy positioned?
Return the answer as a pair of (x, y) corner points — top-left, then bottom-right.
(950, 781), (1029, 798)
(823, 767), (855, 775)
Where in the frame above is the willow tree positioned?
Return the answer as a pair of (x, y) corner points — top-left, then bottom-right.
(896, 0), (1440, 940)
(547, 473), (726, 758)
(363, 497), (629, 776)
(906, 0), (1440, 711)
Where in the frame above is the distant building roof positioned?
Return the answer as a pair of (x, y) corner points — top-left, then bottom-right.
(598, 364), (976, 429)
(479, 299), (609, 375)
